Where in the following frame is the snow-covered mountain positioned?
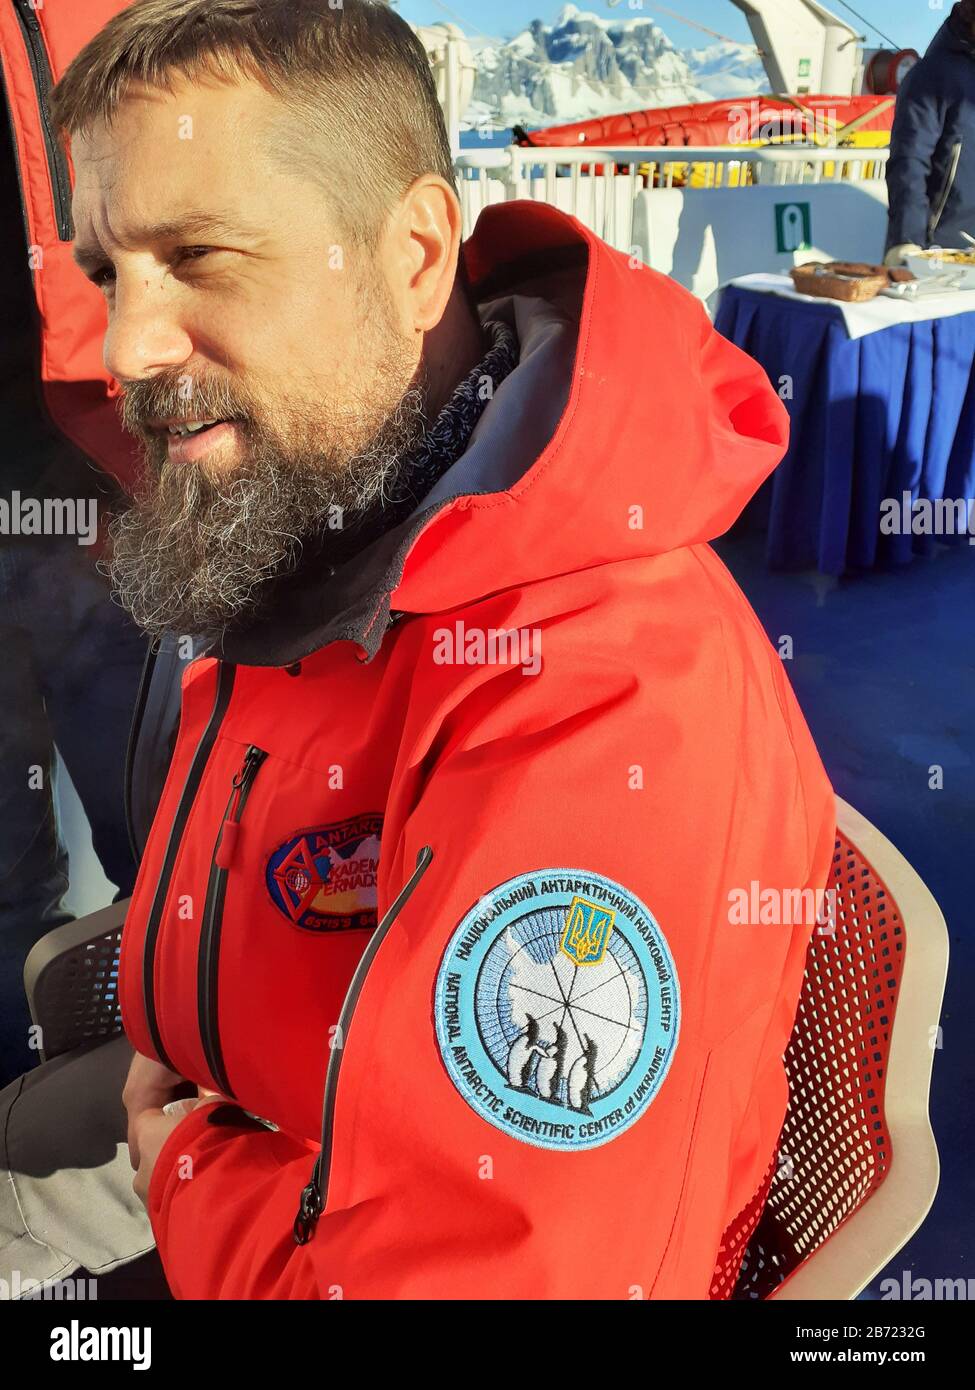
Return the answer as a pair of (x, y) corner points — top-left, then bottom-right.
(684, 41), (767, 100)
(462, 5), (765, 133)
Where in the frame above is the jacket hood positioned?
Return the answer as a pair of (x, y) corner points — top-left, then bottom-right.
(219, 200), (788, 667)
(937, 5), (975, 57)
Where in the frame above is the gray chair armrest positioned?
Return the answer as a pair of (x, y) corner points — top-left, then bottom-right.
(23, 899), (130, 1063)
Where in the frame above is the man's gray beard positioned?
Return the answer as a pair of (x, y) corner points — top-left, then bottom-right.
(107, 383), (428, 645)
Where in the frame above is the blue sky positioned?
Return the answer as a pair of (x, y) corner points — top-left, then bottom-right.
(396, 0), (949, 57)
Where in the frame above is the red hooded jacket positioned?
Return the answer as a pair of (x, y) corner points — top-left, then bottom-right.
(0, 0), (139, 491)
(119, 199), (835, 1300)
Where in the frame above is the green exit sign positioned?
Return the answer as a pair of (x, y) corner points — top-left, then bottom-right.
(776, 202), (812, 253)
(798, 57), (812, 77)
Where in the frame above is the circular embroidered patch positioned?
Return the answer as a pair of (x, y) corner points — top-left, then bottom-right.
(434, 869), (680, 1150)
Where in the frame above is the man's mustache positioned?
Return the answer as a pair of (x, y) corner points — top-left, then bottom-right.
(117, 373), (250, 437)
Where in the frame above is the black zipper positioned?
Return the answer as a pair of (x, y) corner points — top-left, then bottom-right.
(14, 0), (73, 240)
(123, 640), (159, 866)
(293, 845), (434, 1245)
(141, 661), (236, 1070)
(929, 138), (963, 238)
(198, 744), (269, 1098)
(2, 8), (83, 454)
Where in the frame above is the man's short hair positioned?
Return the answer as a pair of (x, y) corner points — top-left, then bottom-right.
(50, 0), (457, 249)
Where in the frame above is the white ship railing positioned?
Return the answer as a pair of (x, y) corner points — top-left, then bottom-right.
(455, 144), (890, 253)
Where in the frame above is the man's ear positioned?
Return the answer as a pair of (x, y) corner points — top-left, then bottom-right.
(388, 175), (463, 334)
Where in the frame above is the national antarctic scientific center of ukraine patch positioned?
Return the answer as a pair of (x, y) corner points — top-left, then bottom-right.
(433, 868), (681, 1150)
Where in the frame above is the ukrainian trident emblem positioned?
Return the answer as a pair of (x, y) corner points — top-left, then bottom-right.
(559, 896), (615, 966)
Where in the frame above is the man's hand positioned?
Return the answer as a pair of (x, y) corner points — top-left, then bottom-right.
(131, 1097), (220, 1208)
(122, 1051), (185, 1170)
(884, 243), (924, 267)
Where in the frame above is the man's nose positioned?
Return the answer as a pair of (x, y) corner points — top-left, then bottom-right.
(103, 285), (194, 383)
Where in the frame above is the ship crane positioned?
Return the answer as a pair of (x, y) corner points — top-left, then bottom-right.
(729, 0), (918, 98)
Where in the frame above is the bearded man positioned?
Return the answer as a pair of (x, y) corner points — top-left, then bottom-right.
(0, 0), (834, 1301)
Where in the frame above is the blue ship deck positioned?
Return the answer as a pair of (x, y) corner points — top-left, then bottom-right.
(715, 530), (973, 1295)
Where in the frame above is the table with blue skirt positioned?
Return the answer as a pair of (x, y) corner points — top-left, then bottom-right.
(714, 277), (975, 573)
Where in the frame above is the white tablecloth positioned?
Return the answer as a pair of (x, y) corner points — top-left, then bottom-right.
(725, 272), (975, 339)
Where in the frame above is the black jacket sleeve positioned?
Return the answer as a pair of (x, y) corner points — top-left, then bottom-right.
(885, 67), (946, 250)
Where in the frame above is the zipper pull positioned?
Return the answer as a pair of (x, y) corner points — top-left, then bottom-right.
(18, 2), (41, 32)
(215, 746), (266, 870)
(293, 1159), (323, 1246)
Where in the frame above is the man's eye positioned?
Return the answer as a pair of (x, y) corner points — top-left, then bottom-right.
(173, 245), (214, 268)
(86, 247), (213, 286)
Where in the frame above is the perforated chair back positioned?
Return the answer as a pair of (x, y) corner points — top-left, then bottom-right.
(23, 900), (127, 1063)
(713, 798), (947, 1300)
(22, 639), (185, 1061)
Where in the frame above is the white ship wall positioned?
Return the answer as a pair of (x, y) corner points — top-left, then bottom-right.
(632, 181), (891, 301)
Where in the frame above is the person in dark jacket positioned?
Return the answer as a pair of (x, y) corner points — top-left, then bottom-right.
(0, 82), (146, 1090)
(885, 0), (975, 263)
